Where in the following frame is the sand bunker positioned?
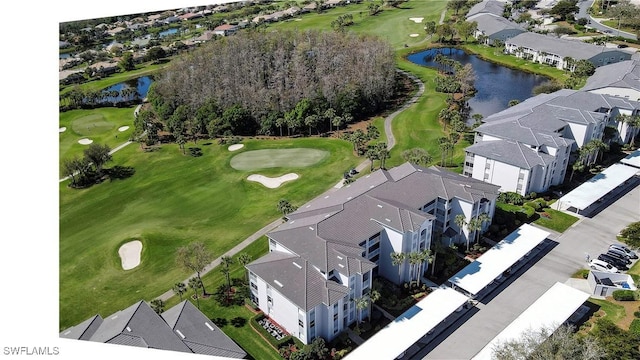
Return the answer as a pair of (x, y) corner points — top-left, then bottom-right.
(248, 173), (299, 188)
(59, 127), (66, 133)
(228, 144), (245, 151)
(78, 138), (93, 145)
(119, 240), (142, 270)
(409, 17), (424, 23)
(118, 126), (130, 132)
(409, 34), (420, 37)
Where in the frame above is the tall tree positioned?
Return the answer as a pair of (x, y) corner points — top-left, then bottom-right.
(424, 21), (437, 39)
(173, 282), (187, 302)
(176, 242), (213, 295)
(150, 299), (165, 314)
(83, 143), (112, 175)
(355, 297), (369, 326)
(402, 147), (432, 166)
(188, 277), (203, 309)
(238, 253), (253, 284)
(390, 252), (406, 284)
(376, 142), (390, 169)
(466, 217), (482, 251)
(220, 255), (234, 293)
(454, 214), (467, 245)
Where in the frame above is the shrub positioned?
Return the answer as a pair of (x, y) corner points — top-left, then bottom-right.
(612, 290), (636, 301)
(633, 311), (640, 318)
(630, 319), (640, 335)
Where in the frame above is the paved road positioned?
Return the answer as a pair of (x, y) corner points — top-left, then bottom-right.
(578, 0), (637, 40)
(412, 180), (640, 359)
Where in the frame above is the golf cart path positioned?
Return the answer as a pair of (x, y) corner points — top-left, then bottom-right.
(155, 71), (425, 302)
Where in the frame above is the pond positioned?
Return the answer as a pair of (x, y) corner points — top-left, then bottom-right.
(158, 28), (179, 38)
(99, 76), (153, 104)
(407, 47), (548, 119)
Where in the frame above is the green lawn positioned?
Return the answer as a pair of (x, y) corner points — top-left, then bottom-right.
(533, 208), (579, 233)
(59, 137), (359, 330)
(59, 107), (137, 172)
(162, 239), (282, 360)
(588, 298), (627, 325)
(271, 2), (446, 51)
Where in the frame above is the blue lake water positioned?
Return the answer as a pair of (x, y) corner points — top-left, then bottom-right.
(406, 47), (548, 119)
(99, 76), (153, 103)
(158, 28), (179, 38)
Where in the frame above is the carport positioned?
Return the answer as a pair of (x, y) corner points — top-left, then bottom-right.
(621, 149), (640, 169)
(471, 282), (590, 360)
(344, 287), (469, 360)
(447, 224), (550, 299)
(556, 163), (639, 214)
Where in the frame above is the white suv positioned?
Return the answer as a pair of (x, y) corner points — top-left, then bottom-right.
(589, 259), (619, 273)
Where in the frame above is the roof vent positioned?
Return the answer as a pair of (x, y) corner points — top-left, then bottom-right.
(306, 205), (311, 208)
(274, 280), (284, 287)
(339, 264), (345, 268)
(347, 197), (352, 200)
(324, 214), (331, 218)
(205, 322), (215, 331)
(370, 185), (375, 189)
(337, 256), (343, 260)
(111, 315), (118, 320)
(377, 205), (383, 208)
(385, 218), (391, 222)
(176, 329), (186, 338)
(309, 226), (314, 231)
(324, 196), (330, 199)
(293, 262), (302, 269)
(366, 175), (371, 178)
(126, 326), (132, 332)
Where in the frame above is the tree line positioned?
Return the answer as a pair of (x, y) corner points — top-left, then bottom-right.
(144, 29), (397, 139)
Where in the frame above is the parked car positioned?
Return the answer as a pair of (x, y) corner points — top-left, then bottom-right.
(609, 244), (637, 259)
(589, 259), (619, 273)
(598, 254), (628, 270)
(605, 250), (632, 265)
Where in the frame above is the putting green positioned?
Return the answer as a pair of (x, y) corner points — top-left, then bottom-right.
(230, 148), (329, 171)
(72, 113), (114, 136)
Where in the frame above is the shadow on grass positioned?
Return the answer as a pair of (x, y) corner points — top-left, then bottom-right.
(106, 166), (136, 180)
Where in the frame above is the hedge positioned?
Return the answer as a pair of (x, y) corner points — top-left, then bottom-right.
(630, 319), (640, 335)
(612, 290), (636, 301)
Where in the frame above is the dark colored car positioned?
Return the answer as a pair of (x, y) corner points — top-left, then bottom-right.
(605, 250), (632, 265)
(598, 254), (628, 270)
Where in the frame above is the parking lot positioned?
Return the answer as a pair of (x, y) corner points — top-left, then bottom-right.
(413, 181), (640, 359)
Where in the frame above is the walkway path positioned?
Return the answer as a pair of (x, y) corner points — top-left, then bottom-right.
(439, 9), (446, 25)
(156, 217), (284, 302)
(333, 69), (425, 188)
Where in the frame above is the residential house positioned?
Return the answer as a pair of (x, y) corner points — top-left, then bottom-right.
(470, 14), (526, 45)
(464, 89), (640, 194)
(247, 163), (498, 345)
(583, 60), (640, 101)
(466, 0), (505, 19)
(213, 24), (238, 36)
(60, 300), (246, 358)
(505, 32), (633, 70)
(325, 0), (346, 7)
(178, 13), (203, 21)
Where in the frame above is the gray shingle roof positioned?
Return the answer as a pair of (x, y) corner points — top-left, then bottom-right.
(246, 252), (350, 311)
(472, 14), (525, 37)
(466, 140), (555, 169)
(161, 301), (246, 358)
(507, 32), (630, 60)
(59, 315), (103, 340)
(467, 0), (505, 18)
(583, 60), (640, 93)
(87, 301), (192, 353)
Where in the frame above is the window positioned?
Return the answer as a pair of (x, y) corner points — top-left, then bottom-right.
(251, 282), (258, 290)
(310, 319), (315, 328)
(267, 295), (273, 305)
(363, 272), (370, 282)
(298, 319), (304, 328)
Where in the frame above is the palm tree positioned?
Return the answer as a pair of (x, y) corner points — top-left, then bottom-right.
(189, 277), (202, 309)
(477, 213), (491, 243)
(366, 146), (379, 171)
(376, 142), (390, 169)
(390, 252), (406, 284)
(173, 282), (187, 301)
(238, 253), (252, 284)
(408, 252), (422, 285)
(221, 255), (234, 292)
(466, 218), (482, 251)
(150, 299), (165, 314)
(454, 214), (467, 245)
(355, 297), (369, 326)
(418, 248), (433, 286)
(431, 241), (446, 277)
(367, 289), (381, 322)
